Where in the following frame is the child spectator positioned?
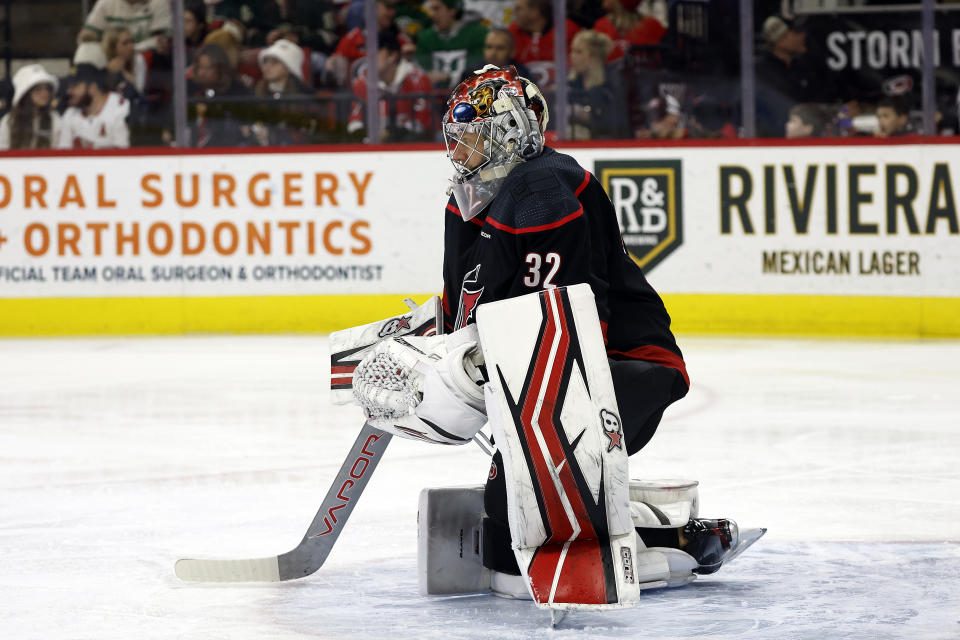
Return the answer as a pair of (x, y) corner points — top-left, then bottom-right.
(255, 39), (312, 96)
(0, 64), (62, 150)
(785, 103), (829, 138)
(104, 28), (148, 95)
(348, 27), (432, 141)
(592, 0), (666, 63)
(58, 60), (130, 149)
(875, 96), (914, 137)
(417, 0), (486, 88)
(567, 30), (626, 139)
(78, 0), (171, 52)
(508, 0), (580, 64)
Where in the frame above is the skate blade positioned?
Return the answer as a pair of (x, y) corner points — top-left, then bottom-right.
(724, 527), (767, 566)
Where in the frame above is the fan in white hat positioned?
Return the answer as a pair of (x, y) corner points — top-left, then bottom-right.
(0, 64), (62, 150)
(255, 38), (312, 97)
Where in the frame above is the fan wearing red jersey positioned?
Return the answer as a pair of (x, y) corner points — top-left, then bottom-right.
(592, 0), (667, 63)
(347, 27), (432, 141)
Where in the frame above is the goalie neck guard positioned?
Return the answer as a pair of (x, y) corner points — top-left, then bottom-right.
(443, 65), (549, 220)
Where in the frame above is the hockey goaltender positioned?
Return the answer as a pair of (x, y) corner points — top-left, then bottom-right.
(349, 65), (766, 612)
(175, 65), (764, 617)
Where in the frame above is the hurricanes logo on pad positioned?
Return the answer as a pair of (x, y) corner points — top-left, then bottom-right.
(600, 408), (623, 453)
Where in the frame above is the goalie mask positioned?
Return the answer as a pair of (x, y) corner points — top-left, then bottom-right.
(443, 65), (549, 220)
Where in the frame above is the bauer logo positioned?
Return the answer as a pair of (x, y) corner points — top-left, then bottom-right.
(595, 160), (683, 272)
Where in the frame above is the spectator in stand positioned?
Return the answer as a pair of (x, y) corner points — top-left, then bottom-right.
(326, 0), (406, 86)
(875, 96), (914, 137)
(58, 57), (130, 149)
(785, 103), (829, 138)
(348, 27), (433, 141)
(593, 0), (666, 63)
(417, 0), (486, 88)
(189, 43), (249, 97)
(78, 0), (171, 52)
(457, 28), (531, 84)
(252, 39), (316, 146)
(636, 94), (685, 139)
(187, 43), (250, 147)
(202, 20), (246, 70)
(183, 2), (209, 65)
(508, 0), (580, 64)
(104, 28), (148, 95)
(0, 64), (62, 150)
(255, 39), (312, 97)
(567, 30), (626, 139)
(755, 14), (838, 138)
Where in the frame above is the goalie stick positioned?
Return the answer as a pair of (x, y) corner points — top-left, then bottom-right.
(175, 422), (391, 582)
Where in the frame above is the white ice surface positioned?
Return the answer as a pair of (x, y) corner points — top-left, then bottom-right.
(1, 335), (959, 639)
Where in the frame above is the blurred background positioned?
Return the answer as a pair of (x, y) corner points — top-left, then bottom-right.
(1, 0), (957, 149)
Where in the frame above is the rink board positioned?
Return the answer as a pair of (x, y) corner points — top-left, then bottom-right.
(2, 293), (958, 337)
(0, 140), (958, 337)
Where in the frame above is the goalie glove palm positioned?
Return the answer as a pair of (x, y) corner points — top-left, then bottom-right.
(353, 332), (487, 446)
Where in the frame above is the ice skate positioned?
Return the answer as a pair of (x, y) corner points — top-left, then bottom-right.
(681, 518), (766, 575)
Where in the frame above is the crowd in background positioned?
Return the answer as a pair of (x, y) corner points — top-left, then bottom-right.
(0, 0), (956, 151)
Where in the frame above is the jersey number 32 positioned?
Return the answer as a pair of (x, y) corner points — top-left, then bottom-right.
(523, 252), (561, 288)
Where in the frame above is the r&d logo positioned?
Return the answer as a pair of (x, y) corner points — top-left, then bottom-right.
(594, 159), (683, 272)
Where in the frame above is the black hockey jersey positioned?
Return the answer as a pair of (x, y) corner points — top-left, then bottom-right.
(441, 147), (689, 409)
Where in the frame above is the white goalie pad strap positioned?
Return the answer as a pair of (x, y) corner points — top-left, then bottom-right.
(629, 479), (699, 519)
(353, 327), (486, 446)
(630, 501), (691, 529)
(329, 296), (442, 404)
(477, 284), (638, 609)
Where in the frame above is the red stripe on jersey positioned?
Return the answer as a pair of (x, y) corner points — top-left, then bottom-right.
(575, 170), (591, 196)
(486, 205), (584, 235)
(608, 344), (690, 388)
(599, 320), (608, 345)
(447, 203), (484, 227)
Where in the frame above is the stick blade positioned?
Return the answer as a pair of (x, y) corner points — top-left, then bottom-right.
(175, 556), (281, 582)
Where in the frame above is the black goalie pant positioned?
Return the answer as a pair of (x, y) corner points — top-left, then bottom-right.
(482, 360), (688, 575)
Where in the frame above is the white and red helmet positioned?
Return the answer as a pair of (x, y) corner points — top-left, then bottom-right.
(443, 65), (549, 218)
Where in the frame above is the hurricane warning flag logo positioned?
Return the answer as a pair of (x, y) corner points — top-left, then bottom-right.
(454, 264), (484, 330)
(595, 159), (683, 273)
